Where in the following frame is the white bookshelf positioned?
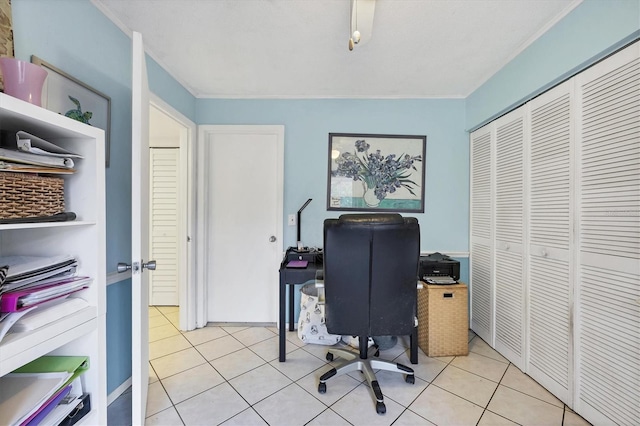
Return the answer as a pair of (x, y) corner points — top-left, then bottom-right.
(0, 93), (106, 424)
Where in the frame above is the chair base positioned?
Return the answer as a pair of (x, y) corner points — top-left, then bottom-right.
(318, 345), (415, 415)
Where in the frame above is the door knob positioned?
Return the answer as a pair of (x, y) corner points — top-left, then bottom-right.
(143, 260), (156, 271)
(269, 236), (277, 242)
(117, 262), (131, 273)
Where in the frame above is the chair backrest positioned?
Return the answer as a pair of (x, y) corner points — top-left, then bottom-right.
(323, 213), (420, 337)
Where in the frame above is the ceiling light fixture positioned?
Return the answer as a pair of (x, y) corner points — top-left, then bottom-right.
(349, 0), (375, 52)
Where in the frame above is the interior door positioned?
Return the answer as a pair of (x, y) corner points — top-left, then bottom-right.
(131, 31), (151, 425)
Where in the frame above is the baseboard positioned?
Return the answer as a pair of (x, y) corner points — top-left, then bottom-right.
(107, 377), (132, 406)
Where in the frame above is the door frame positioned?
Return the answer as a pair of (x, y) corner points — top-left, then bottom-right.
(150, 93), (197, 331)
(196, 125), (284, 325)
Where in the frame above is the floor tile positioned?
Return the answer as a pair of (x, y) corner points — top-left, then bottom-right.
(253, 383), (326, 426)
(175, 382), (249, 425)
(229, 363), (293, 404)
(409, 385), (484, 425)
(393, 351), (448, 383)
(221, 325), (250, 334)
(146, 381), (173, 417)
(563, 407), (591, 426)
(249, 335), (300, 362)
(182, 325), (228, 346)
(149, 323), (180, 343)
(232, 327), (277, 346)
(157, 305), (179, 314)
(219, 407), (268, 425)
(478, 410), (519, 425)
(149, 365), (159, 384)
(269, 347), (327, 381)
(195, 334), (245, 360)
(149, 307), (163, 318)
(107, 387), (132, 426)
(165, 311), (180, 326)
(469, 336), (509, 363)
(468, 329), (477, 342)
(307, 408), (352, 425)
(450, 351), (509, 382)
(299, 341), (339, 361)
(297, 365), (361, 406)
(145, 406), (184, 425)
(433, 364), (499, 407)
(331, 382), (404, 425)
(500, 364), (563, 407)
(211, 347), (267, 380)
(150, 347), (207, 379)
(149, 314), (171, 328)
(394, 409), (436, 425)
(161, 362), (225, 404)
(149, 334), (192, 360)
(487, 385), (565, 426)
(375, 369), (429, 407)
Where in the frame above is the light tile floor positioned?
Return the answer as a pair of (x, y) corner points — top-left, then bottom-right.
(108, 306), (592, 425)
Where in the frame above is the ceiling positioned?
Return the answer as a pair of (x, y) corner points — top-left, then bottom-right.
(94, 0), (580, 99)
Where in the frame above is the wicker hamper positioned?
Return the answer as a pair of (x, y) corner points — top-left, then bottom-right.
(0, 172), (65, 219)
(417, 282), (469, 357)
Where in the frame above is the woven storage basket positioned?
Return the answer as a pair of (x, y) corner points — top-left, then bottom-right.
(417, 282), (469, 357)
(0, 172), (65, 219)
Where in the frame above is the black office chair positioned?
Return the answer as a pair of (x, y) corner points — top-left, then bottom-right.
(317, 213), (420, 414)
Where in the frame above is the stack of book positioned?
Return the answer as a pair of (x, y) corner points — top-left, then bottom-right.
(0, 356), (91, 426)
(0, 131), (82, 174)
(0, 255), (92, 343)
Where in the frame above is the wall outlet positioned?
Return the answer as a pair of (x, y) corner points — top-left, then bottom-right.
(288, 214), (296, 226)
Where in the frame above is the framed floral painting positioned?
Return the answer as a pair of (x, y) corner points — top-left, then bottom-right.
(327, 133), (426, 212)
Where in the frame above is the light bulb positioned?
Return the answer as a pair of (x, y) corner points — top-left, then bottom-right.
(352, 30), (361, 44)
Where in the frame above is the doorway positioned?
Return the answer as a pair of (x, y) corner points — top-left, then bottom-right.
(197, 125), (284, 324)
(149, 95), (196, 331)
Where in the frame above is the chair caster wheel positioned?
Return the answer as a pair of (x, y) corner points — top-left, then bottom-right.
(326, 353), (334, 362)
(374, 349), (380, 357)
(376, 401), (386, 414)
(318, 382), (327, 394)
(405, 374), (415, 384)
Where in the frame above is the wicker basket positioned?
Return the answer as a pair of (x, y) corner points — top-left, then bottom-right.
(417, 282), (469, 357)
(0, 172), (65, 219)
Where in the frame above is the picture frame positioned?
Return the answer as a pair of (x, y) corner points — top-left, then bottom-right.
(31, 56), (111, 167)
(327, 133), (426, 212)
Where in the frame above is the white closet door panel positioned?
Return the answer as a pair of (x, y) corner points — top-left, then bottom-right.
(150, 148), (180, 305)
(494, 109), (526, 366)
(578, 266), (639, 425)
(470, 242), (492, 342)
(528, 255), (570, 399)
(576, 41), (639, 426)
(470, 125), (494, 344)
(494, 249), (524, 367)
(527, 81), (573, 403)
(471, 128), (493, 242)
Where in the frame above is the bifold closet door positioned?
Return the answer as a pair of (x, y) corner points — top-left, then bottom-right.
(527, 80), (574, 403)
(574, 41), (640, 426)
(470, 125), (494, 344)
(493, 109), (526, 369)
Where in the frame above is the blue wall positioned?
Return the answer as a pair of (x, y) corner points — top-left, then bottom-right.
(466, 0), (640, 130)
(196, 98), (469, 251)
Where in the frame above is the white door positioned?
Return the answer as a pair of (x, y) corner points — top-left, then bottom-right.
(200, 126), (283, 323)
(131, 31), (152, 425)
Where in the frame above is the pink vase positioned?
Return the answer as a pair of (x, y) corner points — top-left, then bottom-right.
(0, 57), (48, 106)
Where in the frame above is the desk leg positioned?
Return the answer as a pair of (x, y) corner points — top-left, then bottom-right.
(289, 284), (295, 332)
(279, 272), (286, 362)
(410, 326), (418, 364)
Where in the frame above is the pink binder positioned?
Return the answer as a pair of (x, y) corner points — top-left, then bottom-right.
(0, 277), (90, 313)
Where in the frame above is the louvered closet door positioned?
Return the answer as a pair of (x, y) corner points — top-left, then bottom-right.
(470, 124), (494, 344)
(574, 41), (639, 426)
(493, 108), (527, 369)
(527, 80), (573, 403)
(149, 147), (180, 305)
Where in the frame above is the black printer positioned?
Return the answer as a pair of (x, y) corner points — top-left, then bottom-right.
(419, 252), (460, 281)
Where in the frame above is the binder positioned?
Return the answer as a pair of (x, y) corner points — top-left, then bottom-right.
(13, 356), (89, 387)
(0, 277), (91, 312)
(0, 147), (74, 169)
(21, 384), (72, 426)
